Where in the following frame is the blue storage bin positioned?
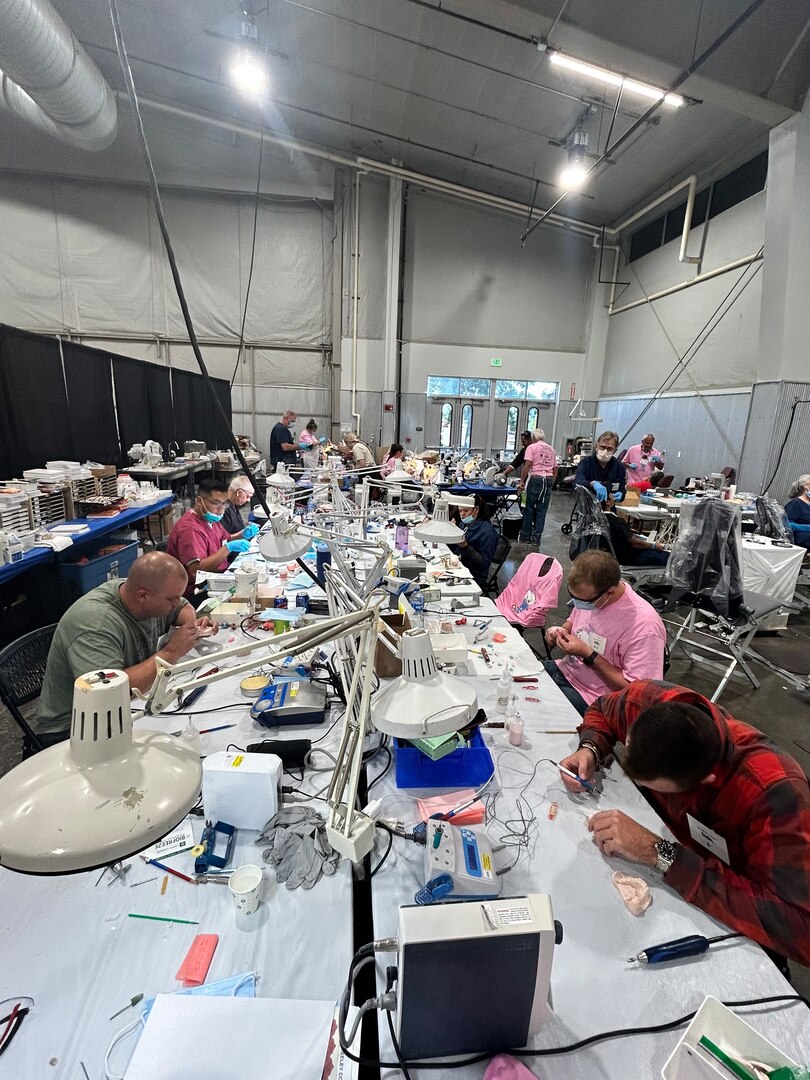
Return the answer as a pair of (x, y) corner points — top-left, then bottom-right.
(394, 729), (494, 789)
(58, 540), (139, 594)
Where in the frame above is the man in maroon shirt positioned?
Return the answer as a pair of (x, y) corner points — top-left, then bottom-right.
(560, 680), (810, 967)
(167, 478), (251, 599)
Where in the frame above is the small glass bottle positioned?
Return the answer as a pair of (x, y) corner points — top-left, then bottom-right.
(495, 665), (512, 713)
(179, 719), (200, 756)
(508, 708), (524, 747)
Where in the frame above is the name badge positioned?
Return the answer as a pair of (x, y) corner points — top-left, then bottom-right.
(575, 630), (607, 655)
(687, 814), (730, 864)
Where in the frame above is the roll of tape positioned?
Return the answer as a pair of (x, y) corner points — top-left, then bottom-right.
(240, 675), (270, 698)
(191, 845), (205, 858)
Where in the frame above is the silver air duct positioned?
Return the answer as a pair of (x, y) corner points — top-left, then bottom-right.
(0, 0), (117, 150)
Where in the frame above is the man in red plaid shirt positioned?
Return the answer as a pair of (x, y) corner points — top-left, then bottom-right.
(559, 680), (810, 966)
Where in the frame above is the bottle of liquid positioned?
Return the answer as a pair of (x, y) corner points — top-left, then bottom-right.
(395, 520), (409, 553)
(508, 704), (524, 747)
(495, 664), (512, 713)
(504, 693), (518, 733)
(179, 720), (200, 757)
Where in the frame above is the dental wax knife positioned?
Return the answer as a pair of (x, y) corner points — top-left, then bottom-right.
(628, 932), (744, 964)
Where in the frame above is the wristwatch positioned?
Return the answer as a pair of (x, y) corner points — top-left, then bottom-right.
(655, 839), (678, 875)
(581, 650), (599, 667)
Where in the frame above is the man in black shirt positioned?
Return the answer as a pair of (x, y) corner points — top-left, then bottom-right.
(604, 501), (668, 567)
(503, 431), (533, 478)
(270, 410), (298, 469)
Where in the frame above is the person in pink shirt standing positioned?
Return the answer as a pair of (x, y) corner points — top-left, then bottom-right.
(624, 433), (665, 482)
(518, 428), (558, 544)
(166, 478), (251, 601)
(543, 550), (666, 715)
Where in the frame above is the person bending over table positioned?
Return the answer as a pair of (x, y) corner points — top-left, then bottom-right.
(575, 429), (627, 504)
(167, 478), (253, 600)
(543, 550), (666, 716)
(448, 494), (500, 591)
(784, 474), (810, 552)
(37, 553), (214, 747)
(343, 431), (376, 470)
(220, 475), (260, 539)
(603, 495), (669, 568)
(559, 680), (810, 968)
(518, 428), (557, 545)
(380, 442), (405, 478)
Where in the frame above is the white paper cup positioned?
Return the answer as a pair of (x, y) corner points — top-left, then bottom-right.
(228, 864), (263, 915)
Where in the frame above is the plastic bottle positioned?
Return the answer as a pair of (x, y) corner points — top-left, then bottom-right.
(496, 664), (512, 713)
(508, 699), (524, 746)
(504, 693), (518, 733)
(179, 720), (200, 756)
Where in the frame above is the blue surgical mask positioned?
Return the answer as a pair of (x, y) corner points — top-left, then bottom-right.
(461, 514), (476, 526)
(568, 597), (597, 610)
(203, 511), (223, 523)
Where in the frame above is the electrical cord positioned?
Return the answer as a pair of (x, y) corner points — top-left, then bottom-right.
(229, 129), (265, 389)
(367, 744), (393, 792)
(386, 1010), (414, 1080)
(369, 827), (393, 878)
(761, 398), (810, 495)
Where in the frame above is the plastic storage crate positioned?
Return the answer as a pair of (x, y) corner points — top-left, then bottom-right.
(57, 540), (139, 594)
(394, 729), (494, 789)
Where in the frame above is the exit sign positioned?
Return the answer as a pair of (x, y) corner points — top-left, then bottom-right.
(490, 357), (503, 368)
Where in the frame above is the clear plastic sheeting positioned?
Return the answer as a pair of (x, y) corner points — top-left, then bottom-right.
(753, 495), (793, 543)
(568, 485), (612, 561)
(666, 498), (744, 617)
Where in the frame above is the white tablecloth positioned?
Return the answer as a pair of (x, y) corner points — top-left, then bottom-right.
(741, 537), (805, 630)
(0, 640), (354, 1080)
(367, 606), (810, 1079)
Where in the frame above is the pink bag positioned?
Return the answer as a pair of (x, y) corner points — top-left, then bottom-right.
(484, 1054), (541, 1080)
(495, 553), (562, 629)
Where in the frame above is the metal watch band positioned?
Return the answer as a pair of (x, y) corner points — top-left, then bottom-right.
(655, 839), (678, 875)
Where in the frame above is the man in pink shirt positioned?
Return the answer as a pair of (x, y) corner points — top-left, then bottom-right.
(544, 550), (666, 715)
(623, 433), (665, 482)
(518, 428), (558, 545)
(167, 478), (251, 600)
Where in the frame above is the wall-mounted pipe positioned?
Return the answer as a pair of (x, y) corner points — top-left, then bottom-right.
(350, 171), (361, 436)
(609, 252), (762, 316)
(0, 0), (117, 150)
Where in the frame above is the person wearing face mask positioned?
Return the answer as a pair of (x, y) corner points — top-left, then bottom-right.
(448, 494), (500, 590)
(167, 478), (252, 600)
(574, 430), (627, 505)
(542, 550), (665, 715)
(623, 433), (664, 483)
(784, 475), (810, 552)
(220, 475), (260, 540)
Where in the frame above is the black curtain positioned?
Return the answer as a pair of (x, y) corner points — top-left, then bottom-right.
(212, 378), (233, 448)
(0, 326), (73, 476)
(61, 341), (121, 465)
(113, 356), (174, 455)
(169, 369), (197, 447)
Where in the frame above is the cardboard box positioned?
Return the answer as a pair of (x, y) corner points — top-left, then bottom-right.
(375, 611), (410, 677)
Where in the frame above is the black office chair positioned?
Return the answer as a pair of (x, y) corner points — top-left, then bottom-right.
(0, 624), (57, 758)
(483, 533), (511, 596)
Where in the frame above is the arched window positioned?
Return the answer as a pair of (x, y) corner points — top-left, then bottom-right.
(460, 404), (473, 449)
(504, 406), (519, 452)
(440, 402), (453, 448)
(527, 406), (539, 431)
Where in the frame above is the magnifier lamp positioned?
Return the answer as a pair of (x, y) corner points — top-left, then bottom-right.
(0, 670), (201, 874)
(413, 493), (474, 544)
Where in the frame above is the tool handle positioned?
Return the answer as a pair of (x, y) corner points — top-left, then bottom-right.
(643, 935), (710, 964)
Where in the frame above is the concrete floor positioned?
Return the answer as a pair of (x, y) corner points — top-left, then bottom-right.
(2, 494), (808, 993)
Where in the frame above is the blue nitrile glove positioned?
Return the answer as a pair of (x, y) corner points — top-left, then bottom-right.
(226, 539), (250, 554)
(298, 442), (309, 451)
(790, 522), (810, 532)
(242, 522), (259, 540)
(613, 491), (624, 503)
(627, 462), (638, 470)
(592, 481), (607, 501)
(319, 436), (326, 444)
(652, 456), (663, 466)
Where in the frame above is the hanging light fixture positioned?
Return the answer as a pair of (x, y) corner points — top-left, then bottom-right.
(558, 128), (589, 190)
(231, 11), (267, 98)
(549, 51), (684, 108)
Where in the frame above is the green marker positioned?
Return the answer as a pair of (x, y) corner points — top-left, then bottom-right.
(128, 913), (199, 926)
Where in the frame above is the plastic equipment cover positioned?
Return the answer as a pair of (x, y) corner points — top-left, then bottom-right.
(666, 499), (744, 618)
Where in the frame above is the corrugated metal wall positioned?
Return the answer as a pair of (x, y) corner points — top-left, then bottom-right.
(740, 381), (810, 502)
(598, 392), (751, 486)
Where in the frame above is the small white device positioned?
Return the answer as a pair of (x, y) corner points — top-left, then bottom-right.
(396, 894), (559, 1059)
(427, 633), (469, 665)
(417, 821), (500, 904)
(202, 751), (282, 831)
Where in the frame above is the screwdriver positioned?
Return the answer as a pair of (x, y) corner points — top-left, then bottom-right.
(109, 993), (144, 1020)
(627, 931), (744, 965)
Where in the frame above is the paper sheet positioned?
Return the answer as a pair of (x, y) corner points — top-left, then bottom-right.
(124, 995), (354, 1080)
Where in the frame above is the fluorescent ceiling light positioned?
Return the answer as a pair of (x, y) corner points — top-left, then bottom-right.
(0, 671), (201, 874)
(550, 51), (684, 107)
(232, 53), (267, 98)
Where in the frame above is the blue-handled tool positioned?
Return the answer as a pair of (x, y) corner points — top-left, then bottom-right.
(628, 931), (743, 965)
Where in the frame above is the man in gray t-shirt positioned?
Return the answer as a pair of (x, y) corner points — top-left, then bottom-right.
(38, 552), (212, 744)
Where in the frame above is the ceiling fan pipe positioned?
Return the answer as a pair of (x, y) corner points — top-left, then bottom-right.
(0, 0), (117, 150)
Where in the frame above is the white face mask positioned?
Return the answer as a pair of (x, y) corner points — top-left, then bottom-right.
(596, 448), (614, 464)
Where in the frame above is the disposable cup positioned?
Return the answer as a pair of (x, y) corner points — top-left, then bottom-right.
(228, 864), (263, 915)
